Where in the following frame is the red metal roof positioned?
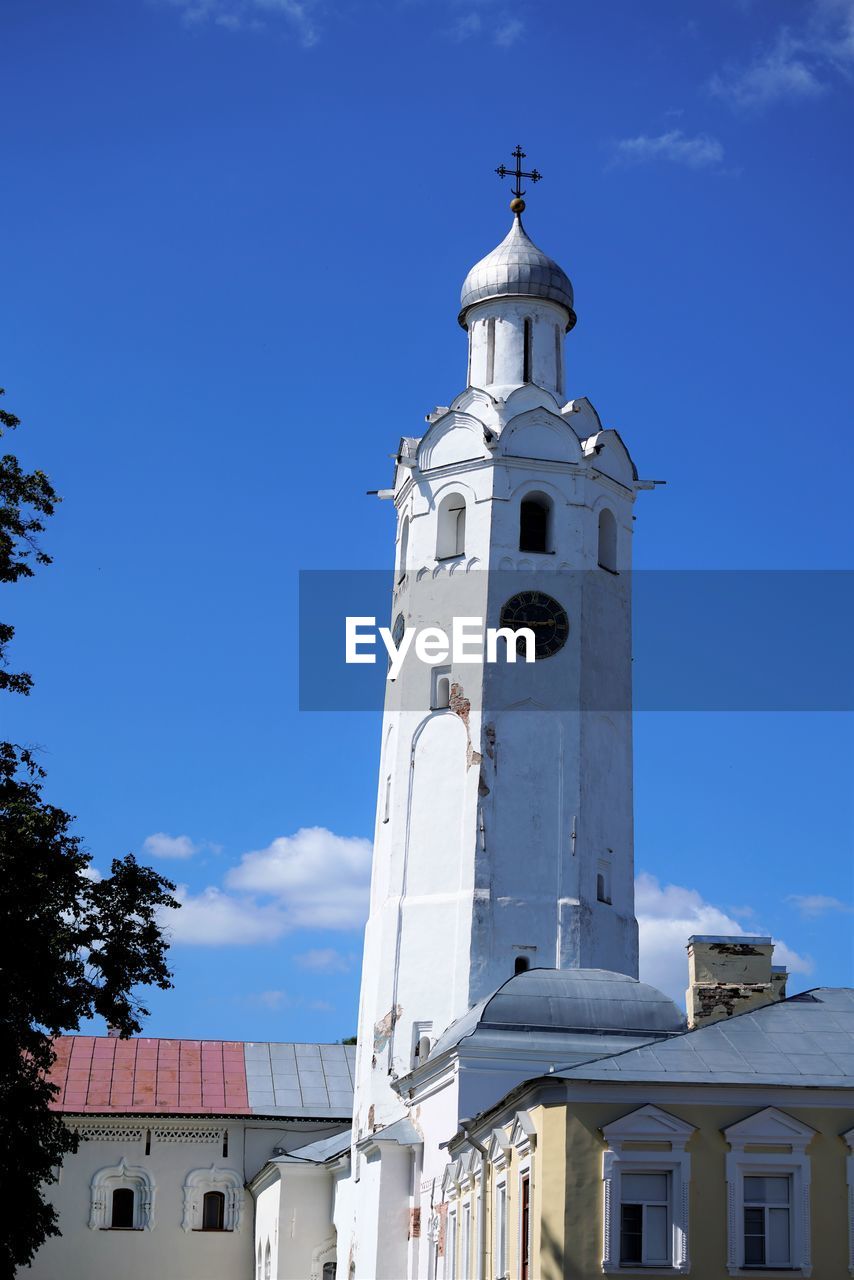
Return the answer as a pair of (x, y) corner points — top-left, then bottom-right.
(47, 1036), (251, 1115)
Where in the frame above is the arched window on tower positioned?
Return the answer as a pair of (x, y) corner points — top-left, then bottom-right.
(519, 494), (552, 554)
(397, 515), (409, 583)
(436, 493), (466, 560)
(523, 317), (533, 383)
(514, 955), (530, 975)
(598, 508), (618, 573)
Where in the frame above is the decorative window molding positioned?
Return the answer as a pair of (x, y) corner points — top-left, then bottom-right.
(182, 1165), (243, 1232)
(487, 1127), (511, 1171)
(442, 1159), (462, 1201)
(510, 1111), (537, 1160)
(724, 1107), (815, 1277)
(602, 1104), (695, 1275)
(309, 1233), (337, 1280)
(844, 1127), (854, 1275)
(89, 1159), (155, 1231)
(153, 1125), (224, 1144)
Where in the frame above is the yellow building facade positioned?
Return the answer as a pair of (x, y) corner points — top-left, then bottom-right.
(440, 988), (854, 1279)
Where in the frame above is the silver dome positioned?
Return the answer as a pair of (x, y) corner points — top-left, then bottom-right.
(429, 968), (685, 1060)
(459, 215), (576, 329)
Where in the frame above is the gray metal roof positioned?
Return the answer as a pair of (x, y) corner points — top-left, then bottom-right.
(277, 1128), (352, 1165)
(557, 989), (854, 1087)
(430, 968), (685, 1060)
(459, 216), (575, 327)
(243, 1041), (356, 1117)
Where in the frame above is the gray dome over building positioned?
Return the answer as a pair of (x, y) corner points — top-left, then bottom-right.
(430, 968), (685, 1061)
(459, 215), (576, 330)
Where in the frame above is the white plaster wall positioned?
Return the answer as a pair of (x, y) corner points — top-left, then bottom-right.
(467, 298), (569, 397)
(273, 1167), (336, 1280)
(24, 1127), (252, 1280)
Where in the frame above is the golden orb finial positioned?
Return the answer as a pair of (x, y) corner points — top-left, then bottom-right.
(510, 196), (526, 214)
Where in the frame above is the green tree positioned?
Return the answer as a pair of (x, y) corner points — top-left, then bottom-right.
(0, 390), (179, 1277)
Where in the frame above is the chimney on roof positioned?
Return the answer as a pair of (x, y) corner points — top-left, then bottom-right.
(686, 936), (788, 1030)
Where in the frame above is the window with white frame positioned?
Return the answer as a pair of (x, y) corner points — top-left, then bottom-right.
(494, 1179), (507, 1279)
(182, 1165), (243, 1232)
(619, 1171), (671, 1266)
(724, 1108), (815, 1276)
(742, 1175), (792, 1267)
(460, 1200), (471, 1280)
(89, 1160), (155, 1231)
(446, 1207), (457, 1280)
(601, 1105), (695, 1274)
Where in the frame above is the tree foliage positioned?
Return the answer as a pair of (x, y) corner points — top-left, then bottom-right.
(0, 390), (179, 1277)
(0, 390), (58, 694)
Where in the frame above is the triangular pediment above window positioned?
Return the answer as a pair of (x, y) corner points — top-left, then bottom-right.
(486, 1127), (511, 1168)
(602, 1104), (696, 1148)
(509, 1110), (537, 1157)
(724, 1106), (816, 1151)
(441, 1160), (461, 1197)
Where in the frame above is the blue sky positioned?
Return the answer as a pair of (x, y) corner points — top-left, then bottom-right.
(3, 0), (853, 1040)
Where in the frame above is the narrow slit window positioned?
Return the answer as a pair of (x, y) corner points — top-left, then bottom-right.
(514, 955), (530, 975)
(554, 323), (563, 393)
(486, 317), (496, 384)
(598, 508), (618, 572)
(397, 516), (409, 584)
(519, 495), (551, 553)
(110, 1187), (135, 1230)
(382, 774), (392, 823)
(520, 1173), (531, 1280)
(523, 317), (532, 383)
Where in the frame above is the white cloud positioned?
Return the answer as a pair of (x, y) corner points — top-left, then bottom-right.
(636, 872), (813, 1005)
(226, 826), (372, 928)
(143, 832), (203, 860)
(787, 892), (853, 918)
(297, 947), (353, 973)
(710, 1), (854, 109)
(613, 130), (724, 171)
(159, 0), (320, 46)
(163, 885), (288, 945)
(494, 17), (523, 47)
(446, 3), (524, 46)
(250, 989), (334, 1012)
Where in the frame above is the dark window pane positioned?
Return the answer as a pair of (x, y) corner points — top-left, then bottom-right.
(111, 1187), (135, 1229)
(744, 1206), (765, 1265)
(520, 500), (548, 553)
(620, 1203), (643, 1264)
(203, 1190), (225, 1231)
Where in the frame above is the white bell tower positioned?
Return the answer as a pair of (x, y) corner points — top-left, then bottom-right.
(351, 184), (644, 1141)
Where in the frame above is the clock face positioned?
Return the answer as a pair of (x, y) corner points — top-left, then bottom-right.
(499, 591), (569, 659)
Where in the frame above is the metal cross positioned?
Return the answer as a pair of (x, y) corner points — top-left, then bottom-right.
(495, 145), (542, 199)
